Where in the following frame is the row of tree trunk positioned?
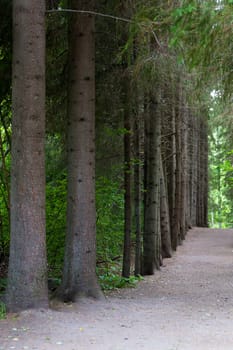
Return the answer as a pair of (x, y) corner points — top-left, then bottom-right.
(5, 0), (208, 311)
(121, 75), (209, 277)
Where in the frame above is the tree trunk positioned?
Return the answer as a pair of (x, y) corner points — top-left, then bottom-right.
(6, 0), (48, 311)
(60, 1), (102, 301)
(168, 103), (177, 250)
(134, 97), (143, 276)
(122, 86), (132, 278)
(179, 92), (188, 240)
(185, 110), (192, 229)
(202, 117), (209, 227)
(197, 115), (208, 227)
(189, 113), (198, 226)
(143, 98), (161, 274)
(171, 102), (182, 249)
(160, 152), (172, 259)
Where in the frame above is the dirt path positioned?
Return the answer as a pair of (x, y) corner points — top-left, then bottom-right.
(1, 227), (233, 350)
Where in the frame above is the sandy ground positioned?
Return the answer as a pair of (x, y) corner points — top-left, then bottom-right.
(1, 227), (233, 350)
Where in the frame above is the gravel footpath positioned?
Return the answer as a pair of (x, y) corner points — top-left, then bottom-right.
(1, 227), (233, 350)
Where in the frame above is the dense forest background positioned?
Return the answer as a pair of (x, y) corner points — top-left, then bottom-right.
(0, 0), (233, 312)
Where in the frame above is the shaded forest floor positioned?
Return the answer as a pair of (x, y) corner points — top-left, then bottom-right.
(1, 227), (233, 350)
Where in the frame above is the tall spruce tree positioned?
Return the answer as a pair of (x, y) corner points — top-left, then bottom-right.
(59, 0), (102, 301)
(6, 0), (48, 311)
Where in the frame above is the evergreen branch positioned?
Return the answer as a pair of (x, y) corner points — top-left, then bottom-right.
(46, 9), (133, 24)
(46, 8), (162, 47)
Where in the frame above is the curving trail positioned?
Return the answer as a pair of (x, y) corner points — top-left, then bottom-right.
(1, 227), (233, 350)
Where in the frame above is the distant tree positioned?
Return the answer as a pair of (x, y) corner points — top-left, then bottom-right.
(6, 0), (48, 311)
(122, 81), (132, 278)
(134, 92), (143, 276)
(160, 152), (172, 259)
(196, 114), (208, 227)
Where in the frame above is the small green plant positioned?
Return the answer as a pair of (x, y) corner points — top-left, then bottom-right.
(0, 301), (6, 319)
(99, 273), (143, 290)
(97, 265), (143, 290)
(0, 278), (7, 295)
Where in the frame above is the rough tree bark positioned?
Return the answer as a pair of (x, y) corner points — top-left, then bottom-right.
(59, 0), (102, 301)
(6, 0), (48, 311)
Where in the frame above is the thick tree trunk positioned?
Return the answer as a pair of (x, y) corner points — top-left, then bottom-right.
(6, 0), (48, 311)
(60, 1), (102, 301)
(143, 98), (161, 274)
